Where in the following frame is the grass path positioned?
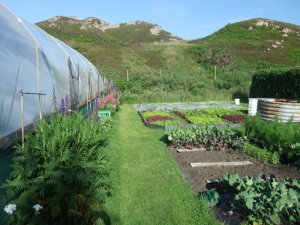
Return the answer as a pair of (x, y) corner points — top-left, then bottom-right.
(104, 105), (220, 225)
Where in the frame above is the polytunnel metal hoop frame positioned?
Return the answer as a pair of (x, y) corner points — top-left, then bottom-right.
(20, 89), (46, 150)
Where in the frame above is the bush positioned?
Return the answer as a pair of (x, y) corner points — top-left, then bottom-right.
(249, 68), (300, 100)
(190, 46), (234, 67)
(2, 114), (111, 225)
(244, 115), (300, 166)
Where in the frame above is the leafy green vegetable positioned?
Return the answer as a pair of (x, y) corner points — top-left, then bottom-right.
(142, 111), (174, 118)
(242, 142), (280, 164)
(224, 174), (300, 224)
(178, 108), (246, 124)
(151, 120), (183, 126)
(166, 126), (247, 150)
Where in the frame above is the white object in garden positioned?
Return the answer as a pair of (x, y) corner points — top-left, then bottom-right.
(248, 98), (258, 115)
(177, 148), (206, 152)
(248, 98), (275, 115)
(33, 204), (44, 212)
(190, 161), (253, 167)
(4, 203), (17, 214)
(234, 99), (240, 105)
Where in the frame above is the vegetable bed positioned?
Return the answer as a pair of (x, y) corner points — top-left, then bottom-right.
(177, 108), (246, 124)
(141, 111), (185, 126)
(140, 107), (247, 129)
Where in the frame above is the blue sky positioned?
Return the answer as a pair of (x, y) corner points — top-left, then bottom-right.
(1, 0), (300, 40)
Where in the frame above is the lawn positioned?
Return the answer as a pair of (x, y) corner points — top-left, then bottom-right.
(103, 104), (220, 225)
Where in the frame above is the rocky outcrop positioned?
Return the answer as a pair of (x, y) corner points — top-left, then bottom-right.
(150, 25), (163, 35)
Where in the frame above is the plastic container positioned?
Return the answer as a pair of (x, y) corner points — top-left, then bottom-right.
(234, 99), (240, 105)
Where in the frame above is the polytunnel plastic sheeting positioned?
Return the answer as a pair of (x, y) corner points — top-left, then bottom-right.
(0, 3), (103, 148)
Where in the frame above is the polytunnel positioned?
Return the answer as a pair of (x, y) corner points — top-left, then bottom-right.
(0, 3), (104, 149)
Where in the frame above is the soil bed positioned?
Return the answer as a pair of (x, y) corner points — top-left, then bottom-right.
(168, 147), (300, 194)
(169, 148), (300, 224)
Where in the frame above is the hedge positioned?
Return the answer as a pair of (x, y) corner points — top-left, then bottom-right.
(249, 68), (300, 99)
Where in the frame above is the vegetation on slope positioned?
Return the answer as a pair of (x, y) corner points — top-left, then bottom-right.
(37, 17), (300, 103)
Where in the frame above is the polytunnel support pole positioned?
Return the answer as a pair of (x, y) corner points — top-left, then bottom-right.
(19, 90), (46, 150)
(20, 90), (24, 150)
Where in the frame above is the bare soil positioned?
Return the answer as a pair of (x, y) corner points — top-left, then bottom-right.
(169, 147), (300, 224)
(168, 147), (300, 194)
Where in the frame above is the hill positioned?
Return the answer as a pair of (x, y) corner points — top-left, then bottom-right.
(192, 18), (300, 65)
(37, 16), (182, 44)
(36, 17), (300, 103)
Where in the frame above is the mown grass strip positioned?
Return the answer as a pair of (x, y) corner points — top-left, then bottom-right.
(104, 104), (221, 225)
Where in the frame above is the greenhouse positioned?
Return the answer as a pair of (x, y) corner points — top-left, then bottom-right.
(0, 3), (103, 149)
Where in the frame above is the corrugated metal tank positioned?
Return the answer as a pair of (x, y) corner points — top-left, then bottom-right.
(258, 100), (300, 122)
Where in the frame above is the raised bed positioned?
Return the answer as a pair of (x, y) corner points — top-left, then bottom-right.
(138, 104), (247, 130)
(258, 99), (300, 122)
(139, 111), (241, 130)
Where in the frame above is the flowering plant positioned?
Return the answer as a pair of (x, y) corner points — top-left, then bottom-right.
(4, 204), (16, 215)
(97, 95), (118, 111)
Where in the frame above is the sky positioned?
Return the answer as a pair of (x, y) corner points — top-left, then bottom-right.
(1, 0), (300, 40)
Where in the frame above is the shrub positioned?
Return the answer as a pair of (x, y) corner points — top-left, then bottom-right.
(190, 46), (234, 67)
(2, 114), (111, 225)
(244, 115), (300, 166)
(249, 68), (300, 100)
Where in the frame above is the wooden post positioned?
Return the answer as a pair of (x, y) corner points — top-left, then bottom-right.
(20, 90), (24, 150)
(126, 69), (129, 82)
(159, 68), (162, 76)
(214, 65), (217, 80)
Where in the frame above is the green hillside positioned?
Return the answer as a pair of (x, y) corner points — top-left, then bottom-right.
(36, 17), (300, 103)
(37, 16), (182, 44)
(192, 18), (300, 65)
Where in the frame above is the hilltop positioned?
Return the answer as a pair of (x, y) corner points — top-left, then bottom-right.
(192, 18), (300, 65)
(37, 16), (182, 44)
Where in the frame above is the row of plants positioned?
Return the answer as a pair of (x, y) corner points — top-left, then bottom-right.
(242, 142), (280, 164)
(1, 113), (113, 225)
(141, 111), (184, 126)
(244, 116), (300, 167)
(165, 114), (300, 168)
(177, 108), (246, 124)
(166, 126), (247, 150)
